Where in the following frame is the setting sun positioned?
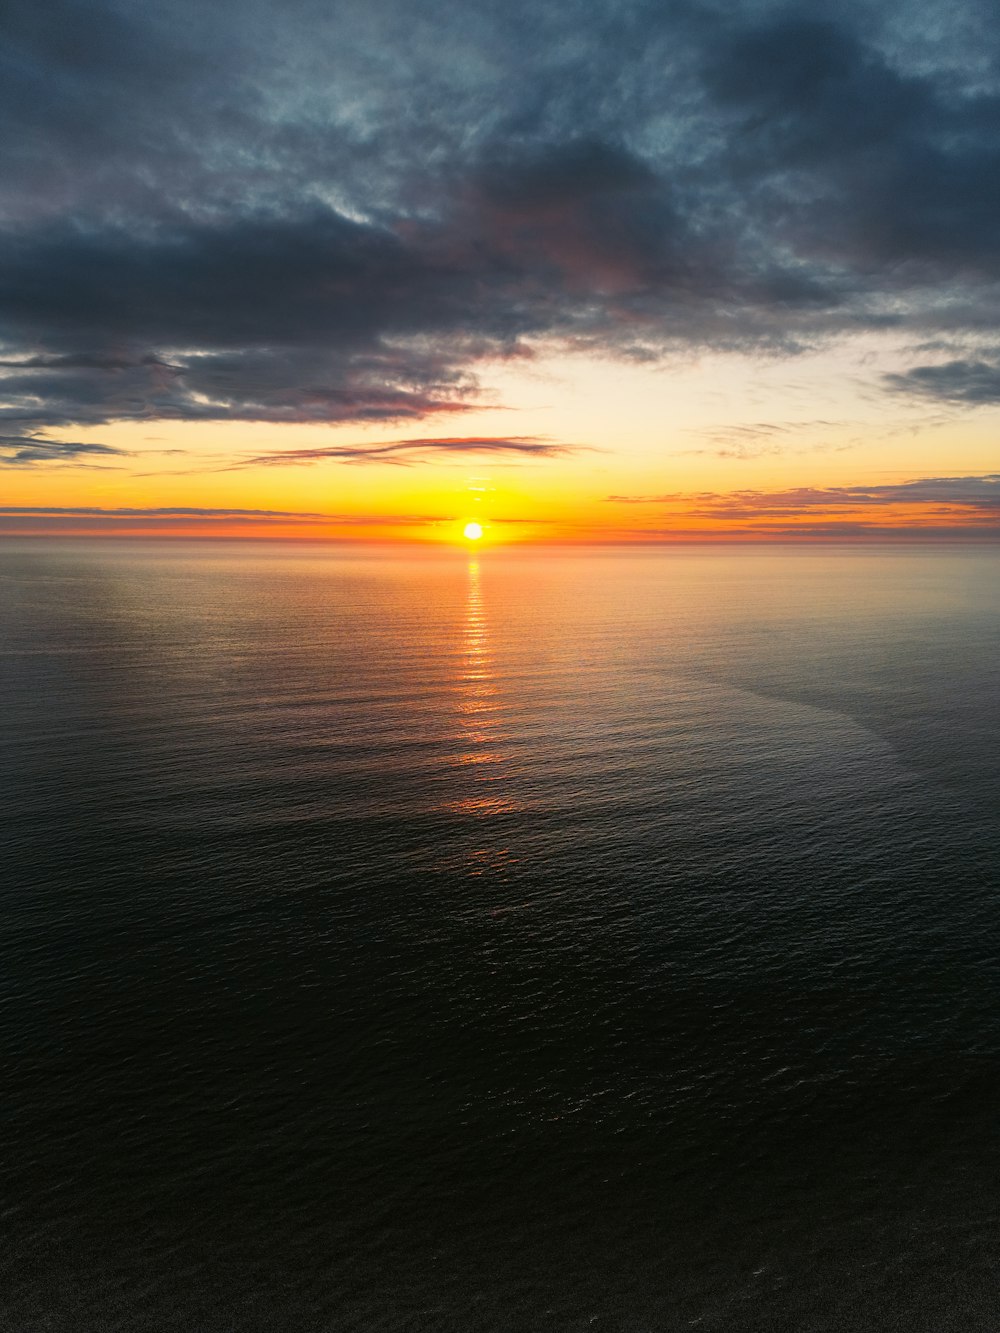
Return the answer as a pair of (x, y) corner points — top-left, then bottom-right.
(463, 522), (484, 541)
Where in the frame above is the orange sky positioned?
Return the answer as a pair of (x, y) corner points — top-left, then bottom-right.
(4, 343), (1000, 542)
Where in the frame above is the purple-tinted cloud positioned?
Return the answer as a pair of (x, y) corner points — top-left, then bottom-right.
(238, 436), (580, 468)
(0, 434), (128, 465)
(606, 475), (1000, 535)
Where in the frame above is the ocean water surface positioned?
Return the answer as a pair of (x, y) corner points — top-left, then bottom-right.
(2, 541), (999, 1330)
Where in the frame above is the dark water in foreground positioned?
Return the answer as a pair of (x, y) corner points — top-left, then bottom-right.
(2, 541), (1000, 1331)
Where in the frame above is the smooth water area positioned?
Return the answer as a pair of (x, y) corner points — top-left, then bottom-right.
(2, 542), (999, 1330)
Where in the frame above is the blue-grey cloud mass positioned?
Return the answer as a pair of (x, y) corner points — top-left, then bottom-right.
(4, 0), (1000, 439)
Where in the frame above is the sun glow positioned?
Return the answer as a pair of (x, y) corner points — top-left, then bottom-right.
(463, 521), (484, 541)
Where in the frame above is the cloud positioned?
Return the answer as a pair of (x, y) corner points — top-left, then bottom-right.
(675, 420), (849, 459)
(4, 0), (1000, 439)
(238, 435), (580, 467)
(610, 475), (1000, 507)
(606, 474), (1000, 535)
(0, 505), (448, 534)
(0, 506), (332, 517)
(885, 357), (1000, 403)
(0, 434), (128, 465)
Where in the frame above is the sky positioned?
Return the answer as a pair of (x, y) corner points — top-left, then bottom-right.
(2, 0), (1000, 542)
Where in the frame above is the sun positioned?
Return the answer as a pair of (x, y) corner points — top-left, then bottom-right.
(463, 521), (484, 541)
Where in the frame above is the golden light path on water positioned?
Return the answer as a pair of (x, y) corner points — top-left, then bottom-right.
(449, 557), (523, 860)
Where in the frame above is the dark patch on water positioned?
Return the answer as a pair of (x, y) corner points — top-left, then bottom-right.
(2, 543), (999, 1330)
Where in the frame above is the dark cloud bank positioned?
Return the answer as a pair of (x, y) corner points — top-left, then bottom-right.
(4, 0), (1000, 451)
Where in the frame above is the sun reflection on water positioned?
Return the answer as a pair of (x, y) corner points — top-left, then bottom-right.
(447, 558), (523, 841)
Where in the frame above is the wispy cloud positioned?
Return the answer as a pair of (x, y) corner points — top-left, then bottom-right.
(606, 475), (1000, 537)
(0, 506), (332, 518)
(676, 420), (849, 460)
(0, 435), (128, 466)
(696, 476), (1000, 516)
(236, 436), (581, 468)
(0, 505), (448, 534)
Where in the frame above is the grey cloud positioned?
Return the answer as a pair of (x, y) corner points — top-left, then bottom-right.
(4, 0), (1000, 436)
(885, 358), (1000, 403)
(0, 434), (128, 465)
(704, 16), (928, 169)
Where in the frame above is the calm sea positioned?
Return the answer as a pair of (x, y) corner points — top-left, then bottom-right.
(2, 541), (999, 1331)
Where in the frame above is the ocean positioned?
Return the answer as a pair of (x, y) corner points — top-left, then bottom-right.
(2, 541), (999, 1330)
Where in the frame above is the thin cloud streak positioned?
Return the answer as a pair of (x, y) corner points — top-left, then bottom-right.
(237, 436), (582, 468)
(0, 506), (450, 535)
(0, 435), (129, 465)
(605, 475), (1000, 537)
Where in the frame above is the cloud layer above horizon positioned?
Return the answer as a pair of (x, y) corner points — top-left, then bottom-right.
(3, 472), (996, 540)
(5, 0), (1000, 440)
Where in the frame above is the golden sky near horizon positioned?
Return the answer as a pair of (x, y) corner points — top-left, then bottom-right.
(5, 339), (1000, 542)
